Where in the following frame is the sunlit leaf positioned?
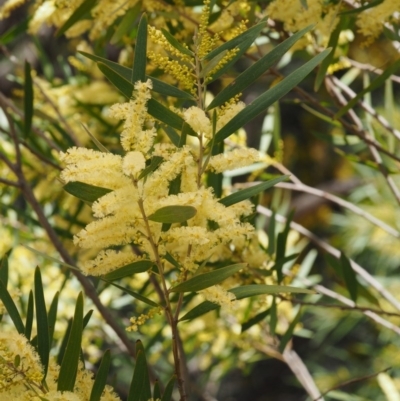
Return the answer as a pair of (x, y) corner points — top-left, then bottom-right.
(148, 205), (197, 223)
(171, 263), (246, 293)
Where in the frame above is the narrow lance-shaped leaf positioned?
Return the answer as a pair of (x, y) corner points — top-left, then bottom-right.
(56, 0), (97, 37)
(219, 176), (288, 207)
(127, 350), (146, 401)
(64, 181), (112, 203)
(135, 341), (151, 401)
(214, 48), (332, 143)
(58, 292), (84, 392)
(79, 51), (194, 99)
(340, 252), (358, 303)
(242, 308), (270, 332)
(279, 308), (302, 352)
(148, 205), (197, 224)
(0, 252), (10, 286)
(147, 98), (185, 130)
(98, 62), (133, 98)
(102, 260), (154, 282)
(161, 28), (194, 57)
(171, 263), (246, 293)
(267, 210), (276, 256)
(131, 14), (148, 83)
(0, 279), (24, 334)
(208, 25), (315, 110)
(34, 267), (50, 378)
(111, 2), (141, 44)
(270, 296), (277, 336)
(24, 61), (33, 137)
(161, 376), (176, 401)
(25, 290), (34, 340)
(48, 291), (59, 346)
(179, 301), (219, 321)
(335, 58), (400, 119)
(90, 349), (111, 401)
(230, 284), (315, 299)
(153, 381), (161, 401)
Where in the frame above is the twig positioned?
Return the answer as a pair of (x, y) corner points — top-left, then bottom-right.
(257, 206), (400, 313)
(312, 366), (392, 401)
(0, 177), (20, 187)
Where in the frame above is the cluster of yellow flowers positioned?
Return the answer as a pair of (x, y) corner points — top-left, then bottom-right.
(0, 332), (121, 401)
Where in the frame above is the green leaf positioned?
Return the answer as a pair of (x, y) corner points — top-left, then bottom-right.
(179, 301), (219, 321)
(57, 319), (72, 366)
(104, 280), (160, 307)
(204, 20), (266, 61)
(64, 181), (112, 203)
(171, 263), (246, 293)
(279, 308), (302, 352)
(0, 252), (9, 287)
(162, 126), (181, 147)
(271, 253), (299, 283)
(98, 62), (133, 98)
(208, 25), (314, 110)
(148, 205), (197, 223)
(0, 279), (24, 334)
(102, 260), (154, 281)
(153, 381), (161, 400)
(161, 376), (176, 401)
(230, 284), (315, 299)
(214, 48), (331, 143)
(135, 341), (151, 401)
(127, 350), (147, 401)
(161, 28), (194, 57)
(138, 156), (164, 180)
(206, 140), (223, 198)
(270, 296), (277, 336)
(267, 210), (276, 256)
(83, 310), (93, 329)
(25, 290), (34, 340)
(58, 292), (84, 391)
(340, 252), (358, 303)
(111, 2), (141, 44)
(219, 176), (288, 207)
(131, 14), (148, 83)
(0, 17), (29, 46)
(335, 58), (400, 119)
(79, 51), (194, 99)
(241, 308), (270, 332)
(315, 17), (347, 91)
(147, 98), (185, 130)
(34, 267), (50, 378)
(24, 61), (33, 137)
(276, 211), (294, 283)
(56, 0), (96, 37)
(90, 349), (111, 401)
(339, 0), (383, 15)
(47, 291), (59, 346)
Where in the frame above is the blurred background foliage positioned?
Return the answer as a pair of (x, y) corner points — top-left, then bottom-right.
(1, 0), (400, 400)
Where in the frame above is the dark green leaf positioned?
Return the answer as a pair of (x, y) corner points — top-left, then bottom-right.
(270, 296), (277, 336)
(56, 0), (96, 37)
(208, 25), (314, 110)
(204, 20), (266, 61)
(165, 252), (181, 269)
(340, 252), (358, 303)
(105, 281), (160, 307)
(131, 14), (148, 83)
(128, 351), (145, 401)
(102, 260), (154, 281)
(48, 291), (59, 345)
(315, 17), (347, 91)
(98, 63), (133, 98)
(0, 252), (9, 287)
(230, 284), (315, 299)
(58, 292), (84, 391)
(135, 341), (151, 401)
(171, 263), (246, 293)
(206, 140), (223, 197)
(153, 381), (161, 400)
(179, 301), (219, 321)
(111, 3), (141, 44)
(147, 98), (185, 130)
(79, 52), (194, 99)
(34, 267), (50, 378)
(57, 319), (72, 366)
(0, 17), (29, 46)
(0, 279), (24, 334)
(148, 205), (197, 223)
(24, 61), (33, 137)
(267, 211), (276, 256)
(138, 156), (164, 180)
(90, 349), (111, 401)
(339, 0), (383, 15)
(214, 48), (331, 143)
(335, 59), (400, 119)
(64, 181), (112, 203)
(272, 253), (299, 284)
(241, 308), (270, 332)
(161, 376), (176, 401)
(162, 126), (180, 147)
(219, 176), (288, 207)
(83, 310), (93, 329)
(279, 308), (302, 352)
(25, 290), (34, 340)
(161, 28), (194, 57)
